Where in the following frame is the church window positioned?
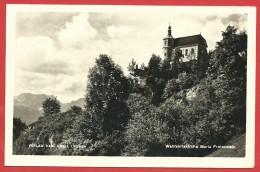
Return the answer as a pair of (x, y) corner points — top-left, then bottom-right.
(185, 49), (188, 56)
(165, 53), (167, 56)
(191, 48), (194, 54)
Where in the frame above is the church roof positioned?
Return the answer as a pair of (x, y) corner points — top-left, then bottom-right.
(173, 34), (208, 48)
(163, 35), (173, 39)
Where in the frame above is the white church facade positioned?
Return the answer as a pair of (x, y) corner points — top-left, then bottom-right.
(162, 24), (208, 64)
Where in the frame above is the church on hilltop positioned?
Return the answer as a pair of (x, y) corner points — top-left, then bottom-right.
(130, 24), (209, 87)
(163, 24), (208, 70)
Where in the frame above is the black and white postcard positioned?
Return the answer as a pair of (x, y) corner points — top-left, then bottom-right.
(5, 5), (256, 168)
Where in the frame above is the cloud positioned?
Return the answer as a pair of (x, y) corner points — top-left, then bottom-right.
(16, 12), (78, 39)
(205, 15), (218, 21)
(64, 82), (84, 93)
(14, 68), (86, 103)
(15, 36), (56, 70)
(107, 25), (132, 39)
(56, 12), (98, 49)
(192, 13), (247, 50)
(221, 14), (247, 25)
(14, 11), (248, 103)
(15, 35), (76, 75)
(31, 61), (73, 75)
(15, 13), (100, 102)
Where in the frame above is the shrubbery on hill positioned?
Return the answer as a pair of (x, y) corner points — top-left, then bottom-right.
(13, 118), (26, 142)
(13, 108), (80, 155)
(13, 26), (247, 157)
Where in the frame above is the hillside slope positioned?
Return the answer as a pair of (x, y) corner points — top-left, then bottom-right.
(13, 105), (42, 125)
(206, 133), (245, 157)
(14, 93), (85, 124)
(13, 110), (80, 155)
(60, 98), (85, 112)
(14, 93), (55, 109)
(14, 93), (54, 124)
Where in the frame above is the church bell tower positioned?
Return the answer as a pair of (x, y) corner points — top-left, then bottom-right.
(163, 24), (174, 58)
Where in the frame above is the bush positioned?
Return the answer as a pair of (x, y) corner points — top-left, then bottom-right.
(177, 72), (194, 90)
(13, 111), (78, 155)
(42, 97), (61, 116)
(84, 54), (131, 155)
(163, 79), (180, 99)
(124, 94), (169, 156)
(13, 118), (26, 142)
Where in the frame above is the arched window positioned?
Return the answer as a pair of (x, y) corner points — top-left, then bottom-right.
(185, 49), (188, 56)
(191, 48), (194, 54)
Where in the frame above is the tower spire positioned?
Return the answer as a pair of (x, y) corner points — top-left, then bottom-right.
(168, 23), (172, 36)
(163, 23), (174, 58)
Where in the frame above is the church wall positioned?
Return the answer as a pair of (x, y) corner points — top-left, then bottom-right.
(163, 46), (172, 58)
(174, 44), (198, 62)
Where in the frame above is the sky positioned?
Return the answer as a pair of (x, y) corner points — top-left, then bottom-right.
(14, 7), (247, 103)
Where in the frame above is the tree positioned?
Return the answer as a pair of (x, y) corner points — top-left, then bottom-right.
(171, 47), (183, 75)
(123, 25), (248, 156)
(13, 117), (26, 142)
(42, 97), (61, 116)
(146, 54), (165, 105)
(84, 54), (131, 155)
(127, 58), (137, 73)
(208, 26), (247, 78)
(13, 110), (79, 155)
(177, 72), (194, 90)
(147, 54), (161, 76)
(161, 55), (173, 80)
(123, 94), (169, 156)
(207, 26), (247, 133)
(163, 79), (180, 99)
(69, 105), (82, 114)
(127, 59), (146, 94)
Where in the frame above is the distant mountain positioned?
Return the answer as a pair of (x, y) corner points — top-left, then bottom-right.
(14, 93), (55, 125)
(13, 93), (84, 125)
(61, 98), (85, 112)
(13, 105), (42, 125)
(14, 93), (55, 110)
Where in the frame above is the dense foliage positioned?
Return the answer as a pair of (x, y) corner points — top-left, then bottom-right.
(63, 54), (132, 156)
(13, 117), (26, 142)
(13, 108), (80, 155)
(13, 26), (247, 157)
(42, 97), (61, 116)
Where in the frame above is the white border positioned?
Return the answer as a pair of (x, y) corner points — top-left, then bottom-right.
(5, 4), (256, 168)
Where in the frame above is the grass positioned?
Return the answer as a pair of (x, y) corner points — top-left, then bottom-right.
(206, 133), (246, 157)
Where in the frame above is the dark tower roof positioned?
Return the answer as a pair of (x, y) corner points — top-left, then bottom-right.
(163, 23), (173, 40)
(168, 24), (172, 35)
(173, 34), (208, 48)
